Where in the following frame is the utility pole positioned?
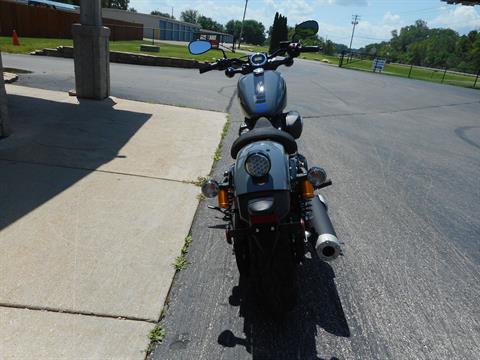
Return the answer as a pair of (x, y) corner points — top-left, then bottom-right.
(171, 7), (174, 19)
(349, 14), (359, 58)
(238, 0), (248, 49)
(348, 14), (359, 63)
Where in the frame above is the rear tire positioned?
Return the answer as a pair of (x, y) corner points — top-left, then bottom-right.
(233, 212), (250, 277)
(249, 231), (298, 314)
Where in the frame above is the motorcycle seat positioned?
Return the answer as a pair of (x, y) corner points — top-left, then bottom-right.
(230, 118), (298, 159)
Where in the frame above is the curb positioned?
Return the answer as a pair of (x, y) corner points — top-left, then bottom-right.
(31, 46), (201, 69)
(3, 72), (18, 84)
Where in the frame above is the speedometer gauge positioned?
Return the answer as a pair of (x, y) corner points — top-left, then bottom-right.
(249, 53), (268, 67)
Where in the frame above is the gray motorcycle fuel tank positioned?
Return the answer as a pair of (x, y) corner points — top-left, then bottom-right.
(234, 141), (290, 196)
(237, 70), (287, 119)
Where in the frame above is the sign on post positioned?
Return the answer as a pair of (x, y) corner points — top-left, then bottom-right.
(372, 58), (386, 72)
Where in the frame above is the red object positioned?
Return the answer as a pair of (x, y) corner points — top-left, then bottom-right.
(250, 214), (277, 225)
(12, 30), (20, 46)
(209, 39), (219, 49)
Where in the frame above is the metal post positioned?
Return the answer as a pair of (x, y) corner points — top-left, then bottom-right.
(238, 0), (248, 50)
(408, 64), (413, 78)
(474, 69), (479, 88)
(339, 51), (344, 67)
(441, 67), (447, 83)
(152, 28), (154, 45)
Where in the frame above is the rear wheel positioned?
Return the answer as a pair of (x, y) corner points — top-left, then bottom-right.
(233, 211), (249, 277)
(249, 230), (298, 314)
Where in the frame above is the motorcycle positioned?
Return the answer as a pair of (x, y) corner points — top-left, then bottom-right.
(188, 20), (342, 313)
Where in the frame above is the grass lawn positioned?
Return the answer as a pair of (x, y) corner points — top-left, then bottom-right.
(239, 44), (269, 53)
(2, 36), (477, 89)
(342, 59), (479, 89)
(284, 50), (479, 89)
(299, 53), (340, 65)
(0, 36), (234, 62)
(0, 36), (73, 54)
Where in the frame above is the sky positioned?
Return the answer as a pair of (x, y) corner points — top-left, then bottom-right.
(128, 0), (480, 47)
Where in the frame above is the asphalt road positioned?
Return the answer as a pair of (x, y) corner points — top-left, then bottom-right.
(4, 54), (480, 359)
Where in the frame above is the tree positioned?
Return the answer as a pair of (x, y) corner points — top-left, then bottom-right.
(226, 19), (265, 45)
(128, 7), (137, 13)
(226, 20), (242, 39)
(101, 0), (129, 10)
(181, 9), (199, 24)
(151, 10), (174, 19)
(269, 12), (288, 53)
(360, 20), (479, 73)
(198, 15), (224, 32)
(324, 40), (336, 55)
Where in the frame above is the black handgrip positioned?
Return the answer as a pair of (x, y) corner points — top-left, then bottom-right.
(301, 46), (320, 53)
(199, 62), (217, 74)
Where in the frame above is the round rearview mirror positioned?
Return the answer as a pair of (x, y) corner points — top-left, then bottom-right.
(188, 40), (212, 55)
(293, 20), (319, 40)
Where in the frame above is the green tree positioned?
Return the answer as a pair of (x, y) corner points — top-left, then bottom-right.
(269, 12), (288, 53)
(242, 20), (266, 45)
(323, 40), (336, 55)
(360, 20), (479, 72)
(226, 20), (242, 39)
(226, 19), (265, 45)
(102, 0), (129, 10)
(471, 41), (480, 69)
(128, 7), (137, 13)
(198, 16), (224, 32)
(151, 10), (174, 19)
(180, 9), (199, 24)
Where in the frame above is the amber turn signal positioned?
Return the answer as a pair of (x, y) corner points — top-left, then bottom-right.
(218, 189), (229, 209)
(301, 180), (315, 199)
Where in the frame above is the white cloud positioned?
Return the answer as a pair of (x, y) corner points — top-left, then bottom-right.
(319, 11), (403, 47)
(127, 0), (407, 48)
(430, 5), (480, 32)
(382, 11), (401, 25)
(316, 0), (368, 6)
(261, 0), (315, 25)
(129, 0), (245, 23)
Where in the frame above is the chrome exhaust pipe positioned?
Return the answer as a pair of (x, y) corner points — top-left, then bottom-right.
(315, 233), (342, 261)
(310, 194), (342, 261)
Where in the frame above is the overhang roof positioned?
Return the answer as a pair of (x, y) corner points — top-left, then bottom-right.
(441, 0), (480, 5)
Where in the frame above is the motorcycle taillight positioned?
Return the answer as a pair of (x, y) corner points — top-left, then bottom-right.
(250, 214), (277, 225)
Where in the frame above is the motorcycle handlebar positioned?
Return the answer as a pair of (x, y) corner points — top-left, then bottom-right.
(198, 44), (319, 75)
(301, 46), (320, 53)
(199, 62), (218, 74)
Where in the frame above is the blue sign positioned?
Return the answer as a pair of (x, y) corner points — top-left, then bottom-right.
(372, 58), (386, 72)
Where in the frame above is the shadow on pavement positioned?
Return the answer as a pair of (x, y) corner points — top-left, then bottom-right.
(0, 93), (151, 231)
(217, 247), (349, 360)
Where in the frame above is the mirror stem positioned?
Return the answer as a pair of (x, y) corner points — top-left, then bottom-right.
(220, 48), (227, 59)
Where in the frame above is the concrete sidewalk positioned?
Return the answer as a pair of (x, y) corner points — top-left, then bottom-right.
(0, 85), (226, 359)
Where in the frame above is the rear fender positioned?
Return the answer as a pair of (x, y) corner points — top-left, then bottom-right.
(234, 140), (290, 196)
(234, 140), (291, 223)
(237, 191), (290, 224)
